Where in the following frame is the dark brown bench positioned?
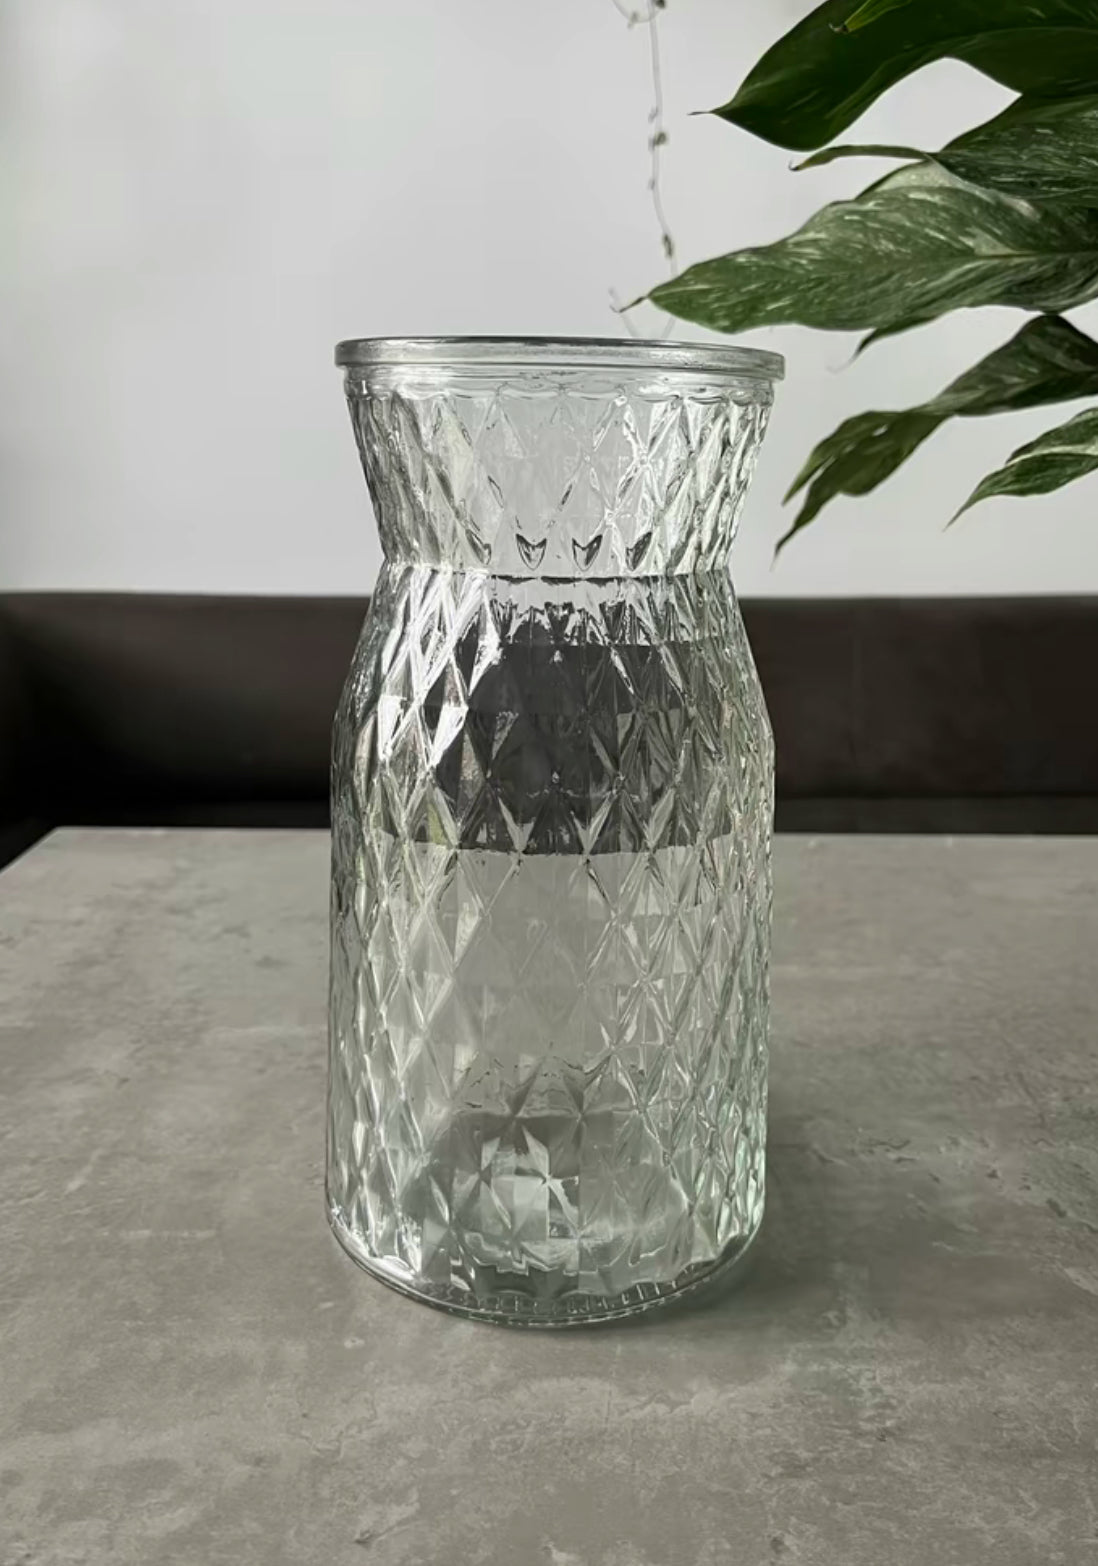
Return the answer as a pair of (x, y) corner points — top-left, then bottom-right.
(3, 593), (1097, 868)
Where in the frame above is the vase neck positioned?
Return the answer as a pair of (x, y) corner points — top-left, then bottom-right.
(345, 366), (774, 579)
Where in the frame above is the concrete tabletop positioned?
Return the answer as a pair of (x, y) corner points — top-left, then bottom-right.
(2, 829), (1097, 1566)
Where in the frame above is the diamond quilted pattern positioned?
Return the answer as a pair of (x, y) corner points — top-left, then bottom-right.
(328, 361), (776, 1323)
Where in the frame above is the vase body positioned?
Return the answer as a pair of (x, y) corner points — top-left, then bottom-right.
(327, 337), (783, 1324)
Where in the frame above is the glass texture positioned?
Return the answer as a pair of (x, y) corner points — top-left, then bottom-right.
(328, 338), (781, 1324)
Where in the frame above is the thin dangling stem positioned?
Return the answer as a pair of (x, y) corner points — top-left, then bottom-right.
(608, 0), (677, 339)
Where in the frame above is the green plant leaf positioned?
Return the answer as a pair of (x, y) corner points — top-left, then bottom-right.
(717, 0), (1098, 152)
(798, 94), (1098, 204)
(778, 317), (1098, 547)
(796, 143), (923, 171)
(838, 0), (916, 32)
(854, 320), (936, 356)
(955, 406), (1098, 516)
(781, 411), (941, 544)
(646, 163), (1098, 337)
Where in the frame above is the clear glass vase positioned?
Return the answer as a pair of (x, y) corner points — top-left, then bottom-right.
(327, 336), (783, 1325)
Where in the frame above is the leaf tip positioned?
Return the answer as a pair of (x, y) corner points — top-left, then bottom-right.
(783, 468), (814, 504)
(773, 523), (798, 560)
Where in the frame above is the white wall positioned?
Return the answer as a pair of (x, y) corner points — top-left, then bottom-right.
(4, 0), (1097, 598)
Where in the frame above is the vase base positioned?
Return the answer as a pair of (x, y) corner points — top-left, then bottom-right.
(326, 1202), (764, 1328)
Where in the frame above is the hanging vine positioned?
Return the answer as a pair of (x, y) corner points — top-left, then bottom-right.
(608, 0), (677, 338)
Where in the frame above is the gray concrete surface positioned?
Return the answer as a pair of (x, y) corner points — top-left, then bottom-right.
(1, 829), (1097, 1566)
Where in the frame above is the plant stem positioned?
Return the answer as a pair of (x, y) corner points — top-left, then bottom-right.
(646, 5), (675, 280)
(609, 0), (676, 338)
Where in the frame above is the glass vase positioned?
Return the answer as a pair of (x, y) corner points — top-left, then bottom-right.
(327, 336), (783, 1325)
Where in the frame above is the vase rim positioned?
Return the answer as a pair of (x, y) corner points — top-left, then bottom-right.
(334, 335), (784, 381)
